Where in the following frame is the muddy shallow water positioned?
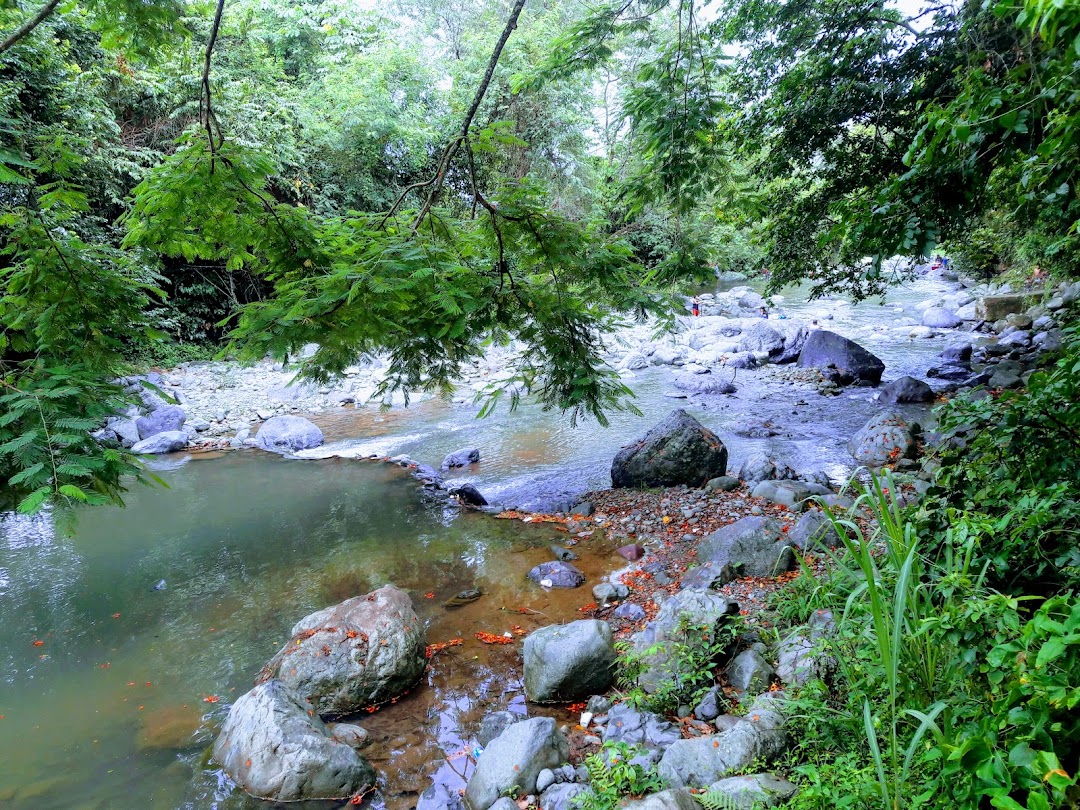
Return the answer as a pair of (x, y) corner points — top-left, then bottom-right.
(0, 272), (965, 808)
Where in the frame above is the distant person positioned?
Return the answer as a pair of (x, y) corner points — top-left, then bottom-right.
(691, 295), (700, 317)
(931, 255), (943, 272)
(759, 306), (768, 318)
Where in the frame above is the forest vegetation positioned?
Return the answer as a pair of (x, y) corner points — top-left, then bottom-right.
(0, 1), (1078, 806)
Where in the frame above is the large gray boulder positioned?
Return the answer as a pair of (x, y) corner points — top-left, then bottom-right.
(875, 376), (935, 404)
(464, 717), (569, 810)
(696, 517), (795, 579)
(611, 409), (728, 488)
(212, 680), (376, 802)
(703, 775), (797, 809)
(136, 405), (186, 439)
(737, 321), (784, 355)
(538, 783), (592, 810)
(847, 411), (920, 466)
(523, 620), (616, 702)
(255, 415), (324, 454)
(631, 589), (739, 692)
(788, 510), (840, 550)
(131, 430), (188, 454)
(259, 585), (426, 717)
(106, 414), (141, 448)
(724, 647), (775, 694)
(671, 373), (738, 395)
(796, 330), (885, 385)
(658, 694), (787, 788)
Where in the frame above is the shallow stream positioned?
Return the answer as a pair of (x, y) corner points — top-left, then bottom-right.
(0, 273), (965, 808)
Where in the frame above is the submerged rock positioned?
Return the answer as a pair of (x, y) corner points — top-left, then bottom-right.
(213, 680), (375, 802)
(527, 560), (585, 588)
(444, 589), (483, 608)
(796, 330), (885, 385)
(442, 447), (480, 469)
(258, 585), (426, 717)
(611, 409), (729, 489)
(523, 620), (616, 702)
(255, 415), (324, 454)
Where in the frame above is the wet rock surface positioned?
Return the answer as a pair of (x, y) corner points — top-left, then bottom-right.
(611, 409), (729, 489)
(259, 585), (426, 717)
(523, 620), (616, 702)
(464, 717), (569, 810)
(212, 680), (376, 802)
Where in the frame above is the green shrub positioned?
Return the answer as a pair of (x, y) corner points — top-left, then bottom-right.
(573, 741), (665, 810)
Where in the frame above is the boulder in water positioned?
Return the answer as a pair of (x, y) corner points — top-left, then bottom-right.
(450, 483), (488, 506)
(921, 308), (962, 329)
(611, 409), (728, 488)
(258, 585), (426, 717)
(255, 415), (324, 454)
(796, 330), (885, 385)
(464, 717), (569, 810)
(212, 680), (376, 802)
(131, 430), (188, 454)
(523, 619), (616, 702)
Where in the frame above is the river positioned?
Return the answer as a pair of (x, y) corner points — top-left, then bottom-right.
(0, 272), (965, 808)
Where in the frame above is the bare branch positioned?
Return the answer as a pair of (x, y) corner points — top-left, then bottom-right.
(200, 0), (227, 166)
(0, 0), (62, 55)
(410, 0), (529, 232)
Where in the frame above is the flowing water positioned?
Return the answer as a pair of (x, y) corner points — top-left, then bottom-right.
(0, 272), (965, 809)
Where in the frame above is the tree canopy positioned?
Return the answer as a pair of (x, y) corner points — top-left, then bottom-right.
(1, 0), (1079, 511)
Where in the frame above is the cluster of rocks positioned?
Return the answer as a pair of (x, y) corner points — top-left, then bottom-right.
(457, 595), (837, 809)
(212, 585), (427, 803)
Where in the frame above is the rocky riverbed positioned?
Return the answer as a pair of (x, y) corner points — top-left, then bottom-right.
(9, 266), (1077, 809)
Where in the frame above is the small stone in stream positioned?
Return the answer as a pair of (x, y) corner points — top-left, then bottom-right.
(444, 589), (483, 608)
(536, 769), (557, 795)
(750, 506), (763, 515)
(449, 483), (488, 506)
(571, 501), (595, 517)
(617, 544), (646, 561)
(552, 546), (579, 562)
(528, 560), (586, 588)
(613, 602), (646, 621)
(706, 475), (740, 492)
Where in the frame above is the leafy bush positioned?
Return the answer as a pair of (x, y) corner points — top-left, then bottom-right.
(771, 475), (1078, 810)
(615, 612), (740, 716)
(573, 741), (665, 810)
(920, 322), (1080, 593)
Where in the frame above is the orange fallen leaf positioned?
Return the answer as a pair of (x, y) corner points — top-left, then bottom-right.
(111, 613), (121, 619)
(424, 592), (435, 599)
(245, 759), (252, 767)
(475, 631), (514, 645)
(32, 640), (44, 647)
(202, 695), (221, 703)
